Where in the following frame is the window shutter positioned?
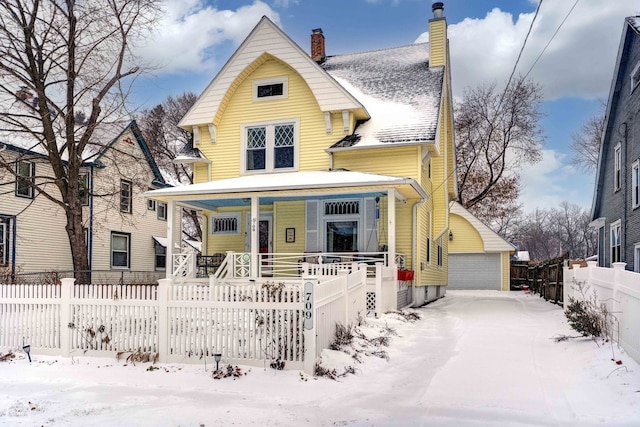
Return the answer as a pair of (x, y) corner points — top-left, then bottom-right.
(363, 197), (378, 252)
(305, 200), (320, 252)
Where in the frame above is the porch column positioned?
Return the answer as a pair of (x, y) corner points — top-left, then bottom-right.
(250, 196), (259, 278)
(387, 189), (396, 267)
(166, 199), (176, 279)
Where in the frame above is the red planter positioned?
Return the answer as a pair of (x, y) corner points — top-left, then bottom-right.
(397, 269), (414, 281)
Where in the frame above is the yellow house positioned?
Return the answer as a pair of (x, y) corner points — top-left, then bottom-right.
(147, 2), (456, 306)
(448, 202), (515, 291)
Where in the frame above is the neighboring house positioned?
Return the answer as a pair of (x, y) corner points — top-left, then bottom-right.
(592, 16), (640, 271)
(448, 202), (515, 291)
(0, 121), (171, 280)
(147, 3), (457, 305)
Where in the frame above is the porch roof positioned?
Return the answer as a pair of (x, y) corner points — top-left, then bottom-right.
(144, 170), (427, 209)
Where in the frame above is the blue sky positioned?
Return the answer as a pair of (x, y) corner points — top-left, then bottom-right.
(130, 0), (640, 214)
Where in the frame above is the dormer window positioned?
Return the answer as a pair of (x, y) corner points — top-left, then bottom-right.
(253, 77), (287, 101)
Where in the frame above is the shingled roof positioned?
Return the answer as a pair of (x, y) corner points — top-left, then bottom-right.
(321, 43), (444, 149)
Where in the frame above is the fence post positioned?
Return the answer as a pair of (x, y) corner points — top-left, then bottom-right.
(340, 269), (349, 325)
(302, 276), (318, 375)
(157, 278), (171, 363)
(564, 264), (577, 309)
(612, 262), (626, 318)
(375, 263), (383, 318)
(59, 278), (75, 357)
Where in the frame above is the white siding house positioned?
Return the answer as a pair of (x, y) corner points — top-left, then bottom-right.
(0, 121), (171, 282)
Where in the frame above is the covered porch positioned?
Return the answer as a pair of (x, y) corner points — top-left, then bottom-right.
(145, 170), (427, 310)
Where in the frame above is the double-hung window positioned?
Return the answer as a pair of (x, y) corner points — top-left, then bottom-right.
(154, 239), (166, 270)
(614, 143), (621, 191)
(610, 220), (621, 264)
(79, 173), (90, 206)
(111, 232), (130, 269)
(633, 161), (640, 209)
(157, 202), (167, 221)
(243, 119), (298, 173)
(15, 160), (35, 198)
(120, 179), (132, 213)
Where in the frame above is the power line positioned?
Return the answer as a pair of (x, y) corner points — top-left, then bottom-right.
(502, 0), (544, 97)
(523, 0), (581, 80)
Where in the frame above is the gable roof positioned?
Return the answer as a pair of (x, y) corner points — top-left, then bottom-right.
(591, 17), (640, 219)
(178, 16), (368, 129)
(322, 44), (444, 149)
(450, 202), (515, 253)
(1, 120), (169, 188)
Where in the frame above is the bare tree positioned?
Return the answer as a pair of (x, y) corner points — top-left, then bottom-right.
(514, 203), (595, 261)
(137, 92), (202, 240)
(0, 0), (160, 282)
(569, 101), (606, 174)
(455, 76), (544, 225)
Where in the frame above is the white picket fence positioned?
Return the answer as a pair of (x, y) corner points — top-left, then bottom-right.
(0, 264), (371, 374)
(564, 261), (640, 365)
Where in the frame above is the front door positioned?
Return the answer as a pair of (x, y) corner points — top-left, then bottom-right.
(245, 213), (273, 254)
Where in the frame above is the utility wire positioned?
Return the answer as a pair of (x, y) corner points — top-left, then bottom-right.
(523, 0), (581, 80)
(499, 0), (544, 108)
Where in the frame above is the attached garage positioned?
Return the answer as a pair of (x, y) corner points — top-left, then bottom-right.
(448, 202), (515, 291)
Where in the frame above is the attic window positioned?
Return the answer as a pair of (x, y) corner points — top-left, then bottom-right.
(253, 77), (287, 101)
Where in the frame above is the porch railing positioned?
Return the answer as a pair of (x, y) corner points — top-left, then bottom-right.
(176, 251), (406, 281)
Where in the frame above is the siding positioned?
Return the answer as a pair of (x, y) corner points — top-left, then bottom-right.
(594, 27), (640, 270)
(449, 213), (484, 253)
(0, 153), (72, 272)
(88, 129), (169, 272)
(199, 58), (345, 180)
(180, 17), (364, 128)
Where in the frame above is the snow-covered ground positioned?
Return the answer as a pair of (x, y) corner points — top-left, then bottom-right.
(1, 290), (639, 426)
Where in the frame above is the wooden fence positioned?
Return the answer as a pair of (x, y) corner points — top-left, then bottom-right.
(0, 264), (370, 374)
(510, 253), (569, 304)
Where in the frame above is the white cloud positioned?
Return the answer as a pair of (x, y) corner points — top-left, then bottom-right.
(518, 149), (595, 212)
(135, 1), (280, 74)
(417, 0), (639, 100)
(273, 0), (299, 7)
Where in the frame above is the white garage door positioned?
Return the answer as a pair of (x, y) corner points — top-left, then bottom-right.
(448, 253), (501, 290)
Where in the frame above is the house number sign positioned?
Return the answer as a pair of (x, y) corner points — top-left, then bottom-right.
(304, 281), (314, 330)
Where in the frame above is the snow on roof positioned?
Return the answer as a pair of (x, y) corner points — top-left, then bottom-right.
(321, 43), (444, 149)
(145, 169), (427, 200)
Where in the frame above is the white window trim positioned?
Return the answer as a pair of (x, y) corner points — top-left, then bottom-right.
(241, 118), (299, 174)
(321, 198), (362, 252)
(15, 160), (35, 199)
(633, 160), (640, 209)
(111, 232), (130, 269)
(120, 179), (132, 213)
(253, 76), (288, 102)
(157, 202), (167, 221)
(634, 243), (640, 272)
(610, 219), (621, 265)
(614, 143), (621, 192)
(0, 222), (7, 266)
(210, 213), (241, 235)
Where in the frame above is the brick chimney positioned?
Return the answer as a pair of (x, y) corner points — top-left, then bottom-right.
(429, 2), (447, 67)
(311, 28), (325, 63)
